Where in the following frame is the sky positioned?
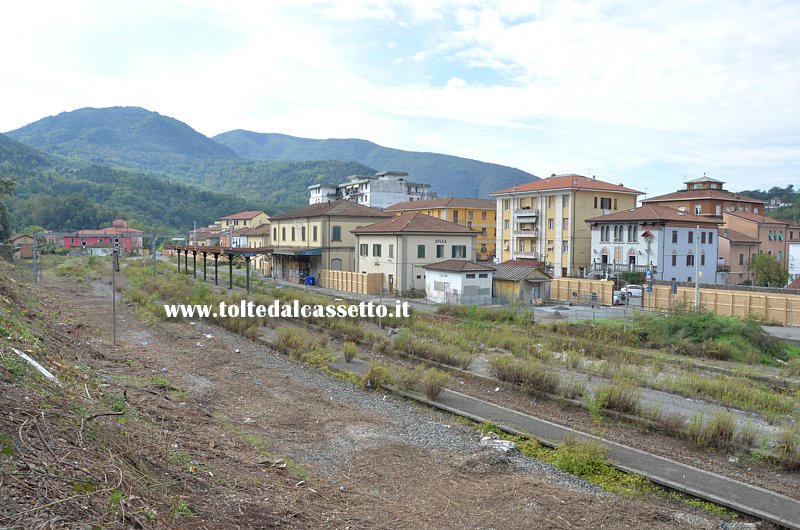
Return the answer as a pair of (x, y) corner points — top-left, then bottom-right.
(1, 0), (799, 197)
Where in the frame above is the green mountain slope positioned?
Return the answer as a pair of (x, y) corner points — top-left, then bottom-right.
(213, 129), (538, 198)
(0, 134), (255, 232)
(7, 106), (239, 173)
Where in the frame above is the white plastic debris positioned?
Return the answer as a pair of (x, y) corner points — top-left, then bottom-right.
(11, 348), (59, 384)
(480, 431), (516, 453)
(494, 387), (500, 392)
(235, 349), (240, 353)
(243, 417), (255, 424)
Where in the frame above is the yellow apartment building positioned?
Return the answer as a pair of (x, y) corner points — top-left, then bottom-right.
(384, 198), (496, 260)
(491, 174), (641, 277)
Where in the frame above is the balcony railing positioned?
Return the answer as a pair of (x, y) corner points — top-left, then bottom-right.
(584, 262), (657, 277)
(514, 208), (539, 217)
(514, 251), (540, 259)
(515, 228), (539, 237)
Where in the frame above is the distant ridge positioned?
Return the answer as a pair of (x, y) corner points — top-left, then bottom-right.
(214, 129), (539, 198)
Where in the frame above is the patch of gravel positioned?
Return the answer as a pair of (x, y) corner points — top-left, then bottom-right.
(190, 320), (605, 496)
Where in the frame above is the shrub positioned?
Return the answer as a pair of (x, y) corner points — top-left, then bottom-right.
(775, 426), (800, 470)
(421, 368), (450, 401)
(595, 377), (641, 415)
(786, 357), (800, 377)
(488, 355), (559, 394)
(363, 360), (392, 390)
(688, 411), (737, 450)
(737, 421), (760, 448)
(561, 377), (586, 399)
(553, 434), (608, 478)
(394, 366), (424, 391)
(273, 326), (306, 355)
(649, 407), (687, 437)
(342, 341), (358, 362)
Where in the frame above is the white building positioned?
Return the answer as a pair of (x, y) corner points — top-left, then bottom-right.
(308, 171), (435, 208)
(423, 260), (495, 304)
(351, 211), (478, 295)
(585, 204), (722, 284)
(789, 241), (800, 283)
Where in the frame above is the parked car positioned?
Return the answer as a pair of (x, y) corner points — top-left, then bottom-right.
(614, 285), (643, 305)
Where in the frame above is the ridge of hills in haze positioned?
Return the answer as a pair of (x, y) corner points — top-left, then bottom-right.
(6, 107), (539, 207)
(0, 133), (256, 232)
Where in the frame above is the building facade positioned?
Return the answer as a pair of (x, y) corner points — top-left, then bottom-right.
(586, 205), (721, 284)
(308, 171), (435, 208)
(722, 211), (789, 268)
(423, 260), (495, 304)
(492, 174), (641, 278)
(351, 212), (478, 294)
(642, 176), (765, 218)
(63, 220), (143, 255)
(269, 200), (391, 283)
(218, 211), (270, 230)
(385, 198), (496, 260)
(717, 229), (760, 284)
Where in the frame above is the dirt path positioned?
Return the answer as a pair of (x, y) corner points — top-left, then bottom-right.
(43, 272), (753, 529)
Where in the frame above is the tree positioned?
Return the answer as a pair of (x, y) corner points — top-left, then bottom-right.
(747, 253), (789, 287)
(0, 174), (15, 242)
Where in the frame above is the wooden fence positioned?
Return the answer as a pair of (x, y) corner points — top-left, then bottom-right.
(319, 270), (384, 295)
(551, 278), (800, 326)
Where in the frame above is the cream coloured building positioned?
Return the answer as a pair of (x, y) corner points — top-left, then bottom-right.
(352, 212), (478, 295)
(491, 174), (641, 278)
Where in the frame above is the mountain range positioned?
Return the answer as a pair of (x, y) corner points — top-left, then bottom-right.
(2, 106), (540, 231)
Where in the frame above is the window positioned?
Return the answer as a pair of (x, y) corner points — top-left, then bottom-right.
(708, 232), (713, 244)
(562, 240), (569, 252)
(779, 230), (784, 241)
(688, 231), (693, 244)
(389, 244), (394, 258)
(672, 230), (678, 243)
(371, 244), (381, 257)
(613, 198), (618, 210)
(453, 211), (459, 224)
(547, 196), (554, 208)
(482, 211), (487, 221)
(594, 197), (598, 208)
(600, 197), (612, 209)
(688, 276), (693, 283)
(700, 253), (705, 266)
(701, 232), (706, 244)
(467, 221), (472, 228)
(778, 250), (782, 261)
(313, 226), (318, 241)
(281, 227), (286, 241)
(466, 273), (476, 279)
(479, 273), (489, 278)
(562, 195), (569, 207)
(503, 199), (510, 211)
(671, 253), (677, 266)
(686, 253), (694, 266)
(273, 227), (277, 240)
(359, 244), (368, 257)
(695, 205), (702, 214)
(332, 225), (341, 241)
(330, 258), (342, 270)
(452, 245), (467, 258)
(436, 244), (444, 258)
(417, 244), (425, 258)
(548, 218), (554, 230)
(739, 253), (744, 266)
(562, 218), (569, 230)
(480, 228), (487, 236)
(468, 211), (474, 221)
(480, 244), (487, 253)
(291, 227), (295, 241)
(301, 226), (306, 241)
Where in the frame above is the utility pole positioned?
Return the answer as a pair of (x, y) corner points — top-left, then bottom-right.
(151, 236), (158, 278)
(32, 237), (38, 284)
(694, 225), (700, 311)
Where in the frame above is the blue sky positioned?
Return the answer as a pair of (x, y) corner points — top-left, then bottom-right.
(1, 0), (798, 197)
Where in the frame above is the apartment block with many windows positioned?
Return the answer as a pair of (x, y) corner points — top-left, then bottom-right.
(492, 174), (641, 277)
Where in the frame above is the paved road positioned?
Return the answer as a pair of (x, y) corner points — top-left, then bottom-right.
(326, 355), (800, 529)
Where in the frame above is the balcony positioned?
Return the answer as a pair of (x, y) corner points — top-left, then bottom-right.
(514, 251), (540, 259)
(515, 228), (539, 237)
(514, 208), (539, 218)
(717, 264), (731, 272)
(584, 262), (657, 278)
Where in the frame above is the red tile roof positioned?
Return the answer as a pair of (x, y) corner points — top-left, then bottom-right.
(241, 223), (271, 236)
(422, 260), (495, 272)
(351, 211), (477, 234)
(585, 204), (721, 225)
(719, 228), (760, 244)
(643, 189), (765, 204)
(385, 197), (496, 212)
(271, 200), (391, 220)
(788, 276), (800, 290)
(492, 174), (641, 195)
(220, 210), (267, 220)
(724, 210), (790, 225)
